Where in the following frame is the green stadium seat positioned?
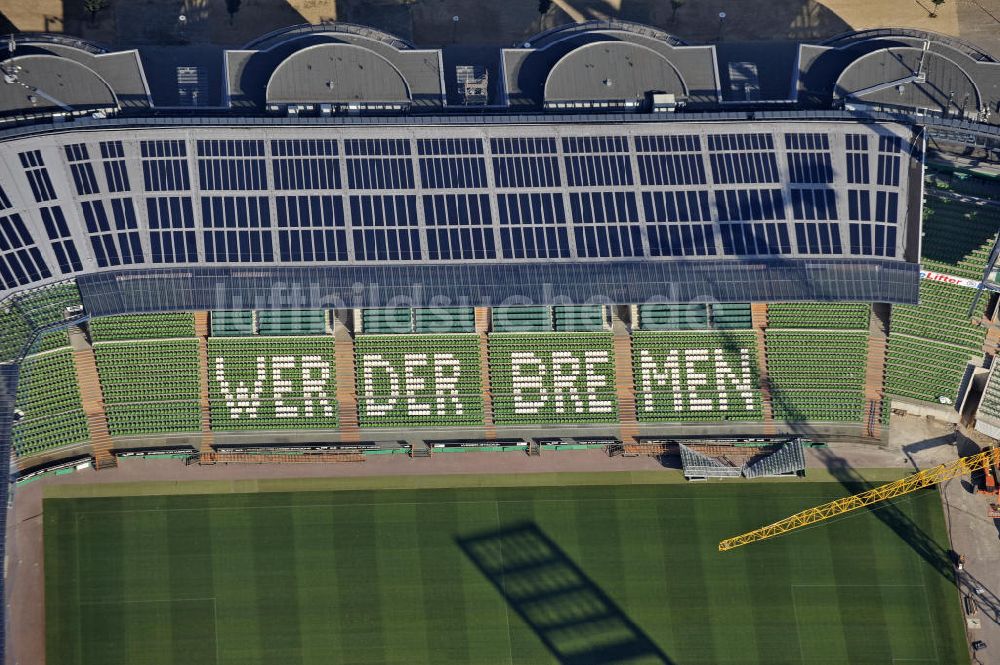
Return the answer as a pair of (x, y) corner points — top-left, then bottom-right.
(211, 311), (254, 337)
(94, 339), (201, 436)
(766, 303), (869, 330)
(12, 348), (89, 457)
(208, 337), (338, 431)
(765, 330), (868, 422)
(90, 313), (196, 341)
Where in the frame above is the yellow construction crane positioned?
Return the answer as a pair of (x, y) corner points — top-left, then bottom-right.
(719, 446), (1000, 552)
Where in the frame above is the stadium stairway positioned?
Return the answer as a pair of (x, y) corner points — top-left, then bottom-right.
(333, 314), (360, 443)
(194, 312), (213, 455)
(864, 305), (890, 438)
(475, 307), (497, 439)
(750, 304), (776, 434)
(69, 327), (115, 469)
(611, 310), (638, 443)
(984, 322), (1000, 355)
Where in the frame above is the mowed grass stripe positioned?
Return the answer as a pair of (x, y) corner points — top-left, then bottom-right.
(291, 501), (340, 663)
(45, 483), (969, 665)
(209, 503), (257, 664)
(829, 511), (894, 664)
(914, 491), (965, 663)
(331, 496), (386, 664)
(699, 494), (760, 663)
(415, 490), (469, 663)
(658, 493), (718, 664)
(461, 496), (519, 663)
(739, 493), (803, 664)
(251, 503), (303, 663)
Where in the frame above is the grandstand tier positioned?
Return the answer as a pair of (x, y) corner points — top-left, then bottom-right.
(765, 330), (869, 422)
(631, 330), (762, 422)
(207, 337), (338, 430)
(12, 349), (88, 457)
(489, 333), (618, 425)
(355, 334), (483, 428)
(89, 313), (196, 341)
(765, 303), (870, 330)
(94, 340), (201, 436)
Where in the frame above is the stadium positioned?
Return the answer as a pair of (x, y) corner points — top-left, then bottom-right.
(1, 16), (1000, 665)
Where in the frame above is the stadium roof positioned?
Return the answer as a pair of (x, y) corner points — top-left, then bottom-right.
(835, 48), (981, 113)
(0, 116), (920, 307)
(0, 24), (996, 126)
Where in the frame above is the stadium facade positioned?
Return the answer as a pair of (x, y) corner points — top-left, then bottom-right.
(3, 20), (1000, 663)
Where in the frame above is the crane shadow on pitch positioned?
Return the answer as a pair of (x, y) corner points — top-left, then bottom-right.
(815, 446), (1000, 625)
(761, 358), (1000, 625)
(456, 521), (675, 665)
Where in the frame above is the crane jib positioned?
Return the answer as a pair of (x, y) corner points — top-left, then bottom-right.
(718, 447), (1000, 552)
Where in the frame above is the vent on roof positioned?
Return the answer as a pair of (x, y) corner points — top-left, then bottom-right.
(176, 66), (207, 107)
(456, 65), (488, 106)
(728, 61), (760, 101)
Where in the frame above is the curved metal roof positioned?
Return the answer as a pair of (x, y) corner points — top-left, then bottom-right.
(0, 54), (116, 114)
(835, 47), (981, 114)
(543, 41), (687, 103)
(265, 42), (411, 104)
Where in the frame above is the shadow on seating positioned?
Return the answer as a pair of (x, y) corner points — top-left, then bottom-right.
(456, 521), (675, 665)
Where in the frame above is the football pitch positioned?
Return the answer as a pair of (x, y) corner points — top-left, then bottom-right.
(44, 480), (969, 665)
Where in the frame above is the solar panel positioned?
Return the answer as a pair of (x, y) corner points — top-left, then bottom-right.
(417, 138), (483, 155)
(790, 189), (837, 220)
(564, 155), (633, 187)
(562, 135), (629, 153)
(146, 197), (197, 264)
(647, 223), (716, 257)
(346, 158), (414, 189)
(642, 191), (711, 223)
(344, 138), (410, 156)
(419, 157), (487, 188)
(492, 156), (560, 188)
(276, 195), (348, 262)
(720, 223), (790, 255)
(794, 222), (843, 255)
(715, 189), (784, 222)
(40, 206), (83, 273)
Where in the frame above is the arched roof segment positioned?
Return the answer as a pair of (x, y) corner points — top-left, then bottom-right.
(0, 54), (116, 114)
(835, 47), (981, 113)
(265, 43), (410, 104)
(543, 41), (687, 103)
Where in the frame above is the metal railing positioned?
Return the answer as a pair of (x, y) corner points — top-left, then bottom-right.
(241, 21), (414, 52)
(520, 19), (686, 49)
(822, 28), (996, 63)
(3, 32), (109, 55)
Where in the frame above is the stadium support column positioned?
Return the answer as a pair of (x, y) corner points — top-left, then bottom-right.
(333, 311), (360, 443)
(475, 307), (496, 439)
(864, 304), (890, 439)
(750, 304), (776, 435)
(610, 308), (638, 444)
(69, 327), (115, 469)
(194, 312), (213, 455)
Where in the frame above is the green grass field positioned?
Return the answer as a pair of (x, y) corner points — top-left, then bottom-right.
(45, 481), (969, 665)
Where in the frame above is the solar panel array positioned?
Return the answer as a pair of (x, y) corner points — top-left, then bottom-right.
(0, 123), (915, 297)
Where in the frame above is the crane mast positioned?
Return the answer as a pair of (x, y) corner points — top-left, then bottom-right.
(719, 447), (1000, 552)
